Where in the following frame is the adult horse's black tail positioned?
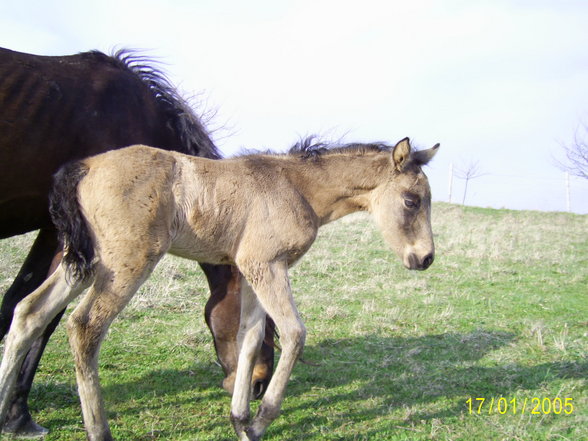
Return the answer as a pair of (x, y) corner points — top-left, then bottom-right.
(49, 162), (95, 282)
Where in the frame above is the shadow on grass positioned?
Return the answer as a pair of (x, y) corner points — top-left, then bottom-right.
(29, 329), (586, 440)
(30, 362), (229, 439)
(275, 329), (587, 439)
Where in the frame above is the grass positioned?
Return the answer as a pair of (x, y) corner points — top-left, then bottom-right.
(0, 203), (586, 440)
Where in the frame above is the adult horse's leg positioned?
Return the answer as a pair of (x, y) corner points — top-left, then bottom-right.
(0, 229), (59, 339)
(3, 309), (65, 436)
(200, 264), (275, 399)
(0, 229), (65, 436)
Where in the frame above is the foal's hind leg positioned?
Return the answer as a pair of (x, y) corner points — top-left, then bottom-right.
(67, 257), (164, 441)
(0, 264), (86, 430)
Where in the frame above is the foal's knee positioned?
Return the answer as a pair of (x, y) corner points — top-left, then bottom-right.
(282, 323), (306, 353)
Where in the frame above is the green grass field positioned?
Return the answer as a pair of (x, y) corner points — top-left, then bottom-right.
(0, 203), (586, 441)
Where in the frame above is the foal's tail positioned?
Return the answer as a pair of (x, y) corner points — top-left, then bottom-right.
(49, 161), (95, 282)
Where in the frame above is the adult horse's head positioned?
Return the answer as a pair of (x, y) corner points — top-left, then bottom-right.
(370, 138), (439, 270)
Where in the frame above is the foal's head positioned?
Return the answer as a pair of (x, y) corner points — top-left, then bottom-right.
(370, 138), (439, 270)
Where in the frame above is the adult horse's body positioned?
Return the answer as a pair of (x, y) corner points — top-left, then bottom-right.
(0, 47), (273, 436)
(0, 137), (438, 440)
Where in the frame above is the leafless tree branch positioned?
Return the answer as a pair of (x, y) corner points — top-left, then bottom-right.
(556, 123), (588, 179)
(454, 159), (486, 205)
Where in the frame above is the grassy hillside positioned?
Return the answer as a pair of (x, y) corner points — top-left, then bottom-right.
(0, 203), (586, 440)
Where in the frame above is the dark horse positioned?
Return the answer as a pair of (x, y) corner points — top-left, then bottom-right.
(0, 47), (274, 436)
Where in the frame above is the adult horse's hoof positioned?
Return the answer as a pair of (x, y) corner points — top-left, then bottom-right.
(2, 418), (49, 439)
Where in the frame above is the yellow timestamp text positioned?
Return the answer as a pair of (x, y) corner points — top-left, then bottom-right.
(466, 397), (574, 415)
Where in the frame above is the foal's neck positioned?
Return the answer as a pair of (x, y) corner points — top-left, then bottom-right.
(285, 153), (390, 225)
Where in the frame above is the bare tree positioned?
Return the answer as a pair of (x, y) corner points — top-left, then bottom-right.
(454, 160), (485, 205)
(557, 123), (588, 179)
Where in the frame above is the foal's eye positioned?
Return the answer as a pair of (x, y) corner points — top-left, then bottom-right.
(404, 198), (418, 209)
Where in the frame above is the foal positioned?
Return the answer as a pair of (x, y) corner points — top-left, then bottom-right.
(0, 137), (438, 440)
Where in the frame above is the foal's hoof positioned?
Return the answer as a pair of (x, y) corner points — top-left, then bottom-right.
(231, 414), (263, 441)
(235, 428), (261, 441)
(2, 418), (49, 439)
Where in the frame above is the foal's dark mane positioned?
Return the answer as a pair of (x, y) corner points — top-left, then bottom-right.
(238, 137), (392, 161)
(240, 137), (435, 171)
(289, 137), (392, 160)
(100, 49), (221, 159)
(288, 136), (438, 168)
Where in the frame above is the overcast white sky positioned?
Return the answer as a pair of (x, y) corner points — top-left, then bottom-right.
(2, 0), (588, 213)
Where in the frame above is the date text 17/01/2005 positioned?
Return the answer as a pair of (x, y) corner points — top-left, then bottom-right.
(466, 397), (574, 415)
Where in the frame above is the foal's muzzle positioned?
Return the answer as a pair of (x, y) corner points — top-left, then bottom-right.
(406, 252), (434, 271)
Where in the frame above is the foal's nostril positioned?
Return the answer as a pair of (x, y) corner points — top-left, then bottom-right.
(422, 253), (434, 269)
(407, 253), (418, 269)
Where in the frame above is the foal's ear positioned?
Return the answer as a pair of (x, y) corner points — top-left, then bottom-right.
(412, 143), (440, 166)
(392, 137), (411, 171)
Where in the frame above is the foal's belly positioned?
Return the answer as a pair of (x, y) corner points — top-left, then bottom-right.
(168, 236), (234, 265)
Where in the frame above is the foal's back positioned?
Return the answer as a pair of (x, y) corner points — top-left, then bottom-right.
(77, 145), (318, 267)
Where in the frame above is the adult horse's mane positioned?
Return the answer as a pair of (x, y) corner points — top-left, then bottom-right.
(0, 46), (277, 436)
(104, 49), (221, 159)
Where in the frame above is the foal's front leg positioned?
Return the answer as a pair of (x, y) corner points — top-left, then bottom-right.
(230, 280), (266, 438)
(233, 260), (306, 441)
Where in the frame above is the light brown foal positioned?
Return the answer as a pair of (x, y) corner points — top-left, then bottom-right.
(0, 137), (438, 440)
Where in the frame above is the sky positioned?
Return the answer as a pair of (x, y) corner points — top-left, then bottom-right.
(2, 0), (588, 213)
